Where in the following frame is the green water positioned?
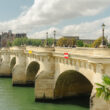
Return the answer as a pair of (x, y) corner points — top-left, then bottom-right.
(0, 78), (89, 110)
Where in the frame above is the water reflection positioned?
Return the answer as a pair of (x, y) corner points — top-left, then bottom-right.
(0, 78), (89, 110)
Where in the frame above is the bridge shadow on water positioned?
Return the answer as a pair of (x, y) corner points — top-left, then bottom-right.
(54, 96), (90, 108)
(37, 95), (90, 108)
(0, 75), (12, 78)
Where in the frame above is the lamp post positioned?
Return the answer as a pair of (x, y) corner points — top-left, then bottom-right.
(100, 23), (107, 48)
(102, 23), (105, 45)
(53, 30), (56, 47)
(46, 32), (48, 46)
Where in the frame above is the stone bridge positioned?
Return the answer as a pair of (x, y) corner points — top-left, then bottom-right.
(0, 46), (110, 110)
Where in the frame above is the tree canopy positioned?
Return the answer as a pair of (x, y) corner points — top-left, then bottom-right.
(76, 40), (84, 47)
(92, 37), (107, 48)
(57, 37), (76, 47)
(44, 38), (54, 47)
(12, 38), (42, 46)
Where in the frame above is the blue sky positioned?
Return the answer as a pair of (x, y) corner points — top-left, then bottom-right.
(0, 0), (110, 39)
(0, 0), (33, 21)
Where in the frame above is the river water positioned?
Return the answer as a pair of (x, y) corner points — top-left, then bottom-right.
(0, 78), (89, 110)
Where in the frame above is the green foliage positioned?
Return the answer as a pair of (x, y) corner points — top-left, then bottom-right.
(96, 75), (110, 101)
(57, 37), (76, 47)
(12, 38), (28, 46)
(12, 38), (42, 46)
(7, 41), (12, 47)
(57, 38), (68, 47)
(92, 37), (107, 48)
(103, 75), (110, 85)
(67, 38), (76, 47)
(107, 44), (110, 48)
(28, 39), (42, 46)
(84, 43), (92, 47)
(76, 40), (84, 47)
(44, 38), (54, 46)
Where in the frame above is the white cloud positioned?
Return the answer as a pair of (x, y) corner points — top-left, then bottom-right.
(0, 0), (110, 39)
(32, 17), (110, 40)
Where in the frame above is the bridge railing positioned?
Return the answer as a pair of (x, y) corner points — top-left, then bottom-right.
(55, 47), (110, 57)
(1, 46), (110, 58)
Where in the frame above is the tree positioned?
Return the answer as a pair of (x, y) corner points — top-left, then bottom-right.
(96, 75), (110, 109)
(30, 39), (42, 46)
(44, 38), (54, 46)
(7, 41), (12, 47)
(57, 38), (68, 47)
(12, 38), (42, 46)
(108, 44), (110, 48)
(12, 38), (23, 46)
(34, 39), (42, 46)
(92, 37), (107, 48)
(76, 40), (84, 47)
(57, 38), (76, 47)
(84, 43), (92, 47)
(22, 37), (28, 45)
(67, 38), (76, 47)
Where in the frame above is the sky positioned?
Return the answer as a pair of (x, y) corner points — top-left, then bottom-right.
(0, 0), (110, 40)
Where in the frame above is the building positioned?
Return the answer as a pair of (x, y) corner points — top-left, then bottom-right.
(80, 39), (95, 44)
(62, 36), (79, 40)
(0, 30), (27, 47)
(60, 36), (95, 44)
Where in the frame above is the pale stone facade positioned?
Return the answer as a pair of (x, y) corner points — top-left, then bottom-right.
(0, 46), (110, 109)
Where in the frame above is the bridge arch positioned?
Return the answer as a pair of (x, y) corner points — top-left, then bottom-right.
(54, 70), (93, 99)
(26, 61), (40, 85)
(10, 57), (16, 73)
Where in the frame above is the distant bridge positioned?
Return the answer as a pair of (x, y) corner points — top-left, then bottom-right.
(0, 46), (110, 110)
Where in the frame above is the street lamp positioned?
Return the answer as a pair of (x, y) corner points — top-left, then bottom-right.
(46, 32), (48, 46)
(102, 23), (105, 45)
(53, 30), (56, 47)
(100, 23), (107, 48)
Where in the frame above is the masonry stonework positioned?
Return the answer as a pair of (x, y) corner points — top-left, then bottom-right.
(0, 46), (110, 110)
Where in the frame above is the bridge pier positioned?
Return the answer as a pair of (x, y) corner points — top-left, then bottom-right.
(35, 54), (55, 101)
(35, 71), (55, 101)
(90, 64), (110, 110)
(12, 49), (27, 86)
(0, 48), (11, 77)
(90, 87), (110, 110)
